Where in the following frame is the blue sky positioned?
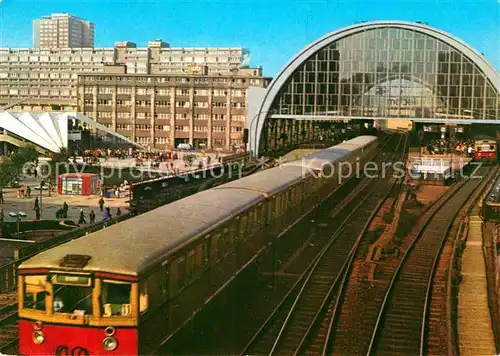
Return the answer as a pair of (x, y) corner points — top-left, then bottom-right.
(1, 0), (499, 76)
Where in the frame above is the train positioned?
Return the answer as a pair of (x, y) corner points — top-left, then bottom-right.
(474, 139), (497, 163)
(17, 135), (379, 355)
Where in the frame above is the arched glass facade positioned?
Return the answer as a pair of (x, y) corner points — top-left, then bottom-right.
(270, 27), (499, 120)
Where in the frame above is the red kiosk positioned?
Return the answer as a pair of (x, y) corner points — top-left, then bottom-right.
(58, 173), (101, 196)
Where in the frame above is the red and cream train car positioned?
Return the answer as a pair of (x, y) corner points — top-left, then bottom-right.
(474, 139), (497, 163)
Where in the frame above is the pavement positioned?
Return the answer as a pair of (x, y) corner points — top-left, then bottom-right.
(0, 174), (129, 223)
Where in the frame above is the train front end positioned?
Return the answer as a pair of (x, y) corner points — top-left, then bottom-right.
(18, 260), (139, 355)
(474, 140), (497, 163)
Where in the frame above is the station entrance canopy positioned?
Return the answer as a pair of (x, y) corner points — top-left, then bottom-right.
(0, 111), (143, 153)
(249, 21), (500, 154)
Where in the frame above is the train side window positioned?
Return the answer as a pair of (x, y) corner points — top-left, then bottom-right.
(177, 257), (187, 289)
(230, 219), (239, 243)
(247, 211), (254, 235)
(139, 282), (148, 314)
(239, 215), (248, 239)
(222, 227), (231, 256)
(203, 236), (211, 267)
(212, 233), (221, 261)
(101, 280), (132, 317)
(195, 243), (204, 269)
(186, 250), (196, 282)
(22, 275), (48, 311)
(254, 205), (261, 229)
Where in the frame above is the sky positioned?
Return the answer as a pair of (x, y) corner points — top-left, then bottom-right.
(1, 0), (499, 76)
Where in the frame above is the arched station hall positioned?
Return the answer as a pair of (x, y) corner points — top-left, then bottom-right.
(248, 21), (500, 156)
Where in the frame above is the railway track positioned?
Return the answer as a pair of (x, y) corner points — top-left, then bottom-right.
(363, 166), (496, 356)
(239, 135), (408, 356)
(0, 302), (19, 353)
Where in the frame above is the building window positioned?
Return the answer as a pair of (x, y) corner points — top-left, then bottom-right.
(230, 102), (246, 109)
(136, 88), (148, 95)
(98, 112), (112, 119)
(117, 87), (132, 94)
(213, 102), (227, 108)
(194, 101), (208, 108)
(194, 113), (208, 120)
(116, 124), (131, 130)
(175, 101), (190, 108)
(136, 100), (151, 107)
(156, 113), (170, 120)
(175, 113), (188, 120)
(136, 136), (151, 144)
(212, 114), (226, 120)
(176, 89), (189, 96)
(231, 127), (243, 133)
(212, 126), (226, 132)
(117, 112), (131, 119)
(155, 137), (169, 144)
(156, 125), (170, 131)
(98, 87), (113, 94)
(116, 100), (131, 106)
(84, 87), (94, 94)
(155, 100), (170, 107)
(137, 112), (151, 119)
(97, 99), (111, 106)
(175, 125), (189, 132)
(156, 88), (169, 95)
(194, 126), (207, 132)
(84, 99), (94, 105)
(135, 124), (151, 131)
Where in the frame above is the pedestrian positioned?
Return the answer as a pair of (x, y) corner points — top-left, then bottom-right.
(34, 168), (37, 179)
(104, 206), (112, 220)
(35, 206), (40, 220)
(78, 209), (86, 224)
(99, 197), (105, 212)
(26, 186), (31, 198)
(63, 201), (69, 218)
(0, 190), (4, 204)
(89, 210), (96, 224)
(116, 207), (122, 216)
(34, 197), (39, 210)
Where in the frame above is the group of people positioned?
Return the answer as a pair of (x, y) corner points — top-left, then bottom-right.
(424, 138), (475, 157)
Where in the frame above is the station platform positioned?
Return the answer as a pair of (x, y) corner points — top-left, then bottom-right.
(457, 215), (497, 355)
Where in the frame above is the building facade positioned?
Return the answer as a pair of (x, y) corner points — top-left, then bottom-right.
(33, 13), (95, 49)
(0, 44), (250, 112)
(77, 68), (270, 150)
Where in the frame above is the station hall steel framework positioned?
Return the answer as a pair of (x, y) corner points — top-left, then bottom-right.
(249, 20), (500, 155)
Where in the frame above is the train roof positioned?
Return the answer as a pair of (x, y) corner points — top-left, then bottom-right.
(19, 188), (264, 276)
(284, 135), (378, 170)
(216, 165), (305, 196)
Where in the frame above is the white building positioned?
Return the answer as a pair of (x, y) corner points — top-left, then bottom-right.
(33, 13), (94, 49)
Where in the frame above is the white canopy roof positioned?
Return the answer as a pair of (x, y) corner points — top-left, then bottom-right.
(0, 111), (143, 153)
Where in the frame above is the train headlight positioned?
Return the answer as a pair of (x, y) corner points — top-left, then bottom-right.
(33, 331), (45, 344)
(102, 336), (118, 351)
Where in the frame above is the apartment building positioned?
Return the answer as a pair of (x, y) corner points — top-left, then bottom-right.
(0, 43), (249, 111)
(33, 13), (94, 49)
(77, 68), (271, 150)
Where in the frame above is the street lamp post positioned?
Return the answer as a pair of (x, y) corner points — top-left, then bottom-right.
(39, 180), (45, 220)
(8, 211), (26, 237)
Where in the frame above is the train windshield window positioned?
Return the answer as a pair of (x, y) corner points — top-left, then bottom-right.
(23, 275), (48, 311)
(101, 281), (132, 317)
(52, 284), (93, 315)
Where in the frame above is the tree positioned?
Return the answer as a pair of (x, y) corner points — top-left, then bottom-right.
(0, 158), (16, 194)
